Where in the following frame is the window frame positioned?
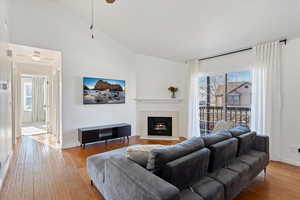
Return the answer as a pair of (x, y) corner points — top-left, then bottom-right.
(227, 94), (240, 105)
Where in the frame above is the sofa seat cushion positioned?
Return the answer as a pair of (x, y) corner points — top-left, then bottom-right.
(225, 159), (251, 188)
(192, 177), (224, 200)
(179, 190), (204, 200)
(237, 150), (268, 178)
(87, 147), (128, 193)
(208, 168), (240, 200)
(248, 150), (269, 166)
(106, 156), (180, 200)
(147, 137), (205, 170)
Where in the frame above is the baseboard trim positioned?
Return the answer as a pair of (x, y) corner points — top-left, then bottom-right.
(0, 152), (12, 192)
(279, 158), (300, 167)
(62, 142), (80, 149)
(62, 136), (135, 149)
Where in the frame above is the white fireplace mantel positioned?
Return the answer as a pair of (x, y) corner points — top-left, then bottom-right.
(134, 98), (184, 104)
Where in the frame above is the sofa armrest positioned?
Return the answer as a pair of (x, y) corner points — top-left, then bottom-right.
(254, 135), (269, 158)
(104, 156), (180, 200)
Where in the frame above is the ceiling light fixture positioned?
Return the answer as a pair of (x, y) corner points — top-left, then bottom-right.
(32, 51), (41, 61)
(90, 0), (117, 39)
(105, 0), (116, 3)
(90, 0), (95, 39)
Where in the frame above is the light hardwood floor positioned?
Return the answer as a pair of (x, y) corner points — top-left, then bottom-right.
(1, 136), (300, 200)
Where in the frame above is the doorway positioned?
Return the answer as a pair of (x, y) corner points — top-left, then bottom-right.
(9, 44), (62, 148)
(20, 75), (48, 136)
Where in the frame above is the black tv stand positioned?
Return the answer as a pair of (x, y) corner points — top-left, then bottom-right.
(78, 123), (131, 148)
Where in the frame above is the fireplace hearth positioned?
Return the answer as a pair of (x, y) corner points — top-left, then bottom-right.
(148, 117), (172, 136)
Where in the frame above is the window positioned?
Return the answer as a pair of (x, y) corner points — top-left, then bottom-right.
(228, 95), (240, 105)
(24, 82), (32, 111)
(199, 71), (252, 134)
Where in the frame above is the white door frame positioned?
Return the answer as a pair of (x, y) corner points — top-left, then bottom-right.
(20, 74), (49, 133)
(10, 44), (63, 148)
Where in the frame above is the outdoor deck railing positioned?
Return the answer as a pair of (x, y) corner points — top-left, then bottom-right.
(199, 106), (251, 134)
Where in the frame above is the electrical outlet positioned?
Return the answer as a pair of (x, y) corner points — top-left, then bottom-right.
(289, 145), (300, 154)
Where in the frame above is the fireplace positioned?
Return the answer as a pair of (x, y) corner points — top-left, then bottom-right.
(148, 117), (172, 136)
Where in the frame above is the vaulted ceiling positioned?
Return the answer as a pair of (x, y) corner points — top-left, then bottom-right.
(60, 0), (300, 61)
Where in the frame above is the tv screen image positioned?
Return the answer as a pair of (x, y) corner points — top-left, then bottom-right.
(83, 77), (125, 104)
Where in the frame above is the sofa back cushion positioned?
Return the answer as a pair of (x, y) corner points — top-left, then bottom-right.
(208, 138), (238, 172)
(228, 126), (250, 137)
(237, 131), (256, 156)
(160, 148), (210, 190)
(202, 130), (232, 147)
(147, 137), (205, 170)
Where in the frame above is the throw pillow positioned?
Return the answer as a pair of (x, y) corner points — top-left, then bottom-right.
(126, 144), (163, 167)
(213, 120), (235, 133)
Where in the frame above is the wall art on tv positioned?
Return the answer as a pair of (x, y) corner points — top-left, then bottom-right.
(83, 77), (125, 104)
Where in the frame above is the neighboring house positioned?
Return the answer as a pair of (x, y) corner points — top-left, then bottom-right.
(213, 82), (252, 107)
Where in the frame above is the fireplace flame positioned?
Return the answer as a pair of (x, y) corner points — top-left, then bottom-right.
(153, 123), (167, 131)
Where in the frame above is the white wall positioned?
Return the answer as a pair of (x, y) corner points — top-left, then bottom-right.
(0, 55), (12, 190)
(135, 54), (188, 137)
(9, 0), (137, 148)
(0, 0), (9, 42)
(0, 0), (12, 190)
(136, 54), (187, 99)
(281, 38), (300, 166)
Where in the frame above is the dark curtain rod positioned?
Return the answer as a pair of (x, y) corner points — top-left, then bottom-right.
(198, 39), (287, 61)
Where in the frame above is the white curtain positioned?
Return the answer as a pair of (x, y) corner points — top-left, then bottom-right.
(187, 60), (201, 138)
(251, 41), (282, 161)
(32, 76), (46, 122)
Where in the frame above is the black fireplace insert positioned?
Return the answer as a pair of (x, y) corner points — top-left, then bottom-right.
(148, 117), (172, 136)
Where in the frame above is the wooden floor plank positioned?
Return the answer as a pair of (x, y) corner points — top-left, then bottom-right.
(1, 135), (300, 200)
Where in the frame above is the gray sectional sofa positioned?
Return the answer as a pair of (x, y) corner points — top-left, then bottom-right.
(87, 126), (269, 200)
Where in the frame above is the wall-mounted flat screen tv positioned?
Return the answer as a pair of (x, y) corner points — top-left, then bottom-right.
(83, 77), (125, 104)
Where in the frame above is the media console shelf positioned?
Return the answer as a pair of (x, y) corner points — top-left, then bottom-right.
(78, 123), (131, 148)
